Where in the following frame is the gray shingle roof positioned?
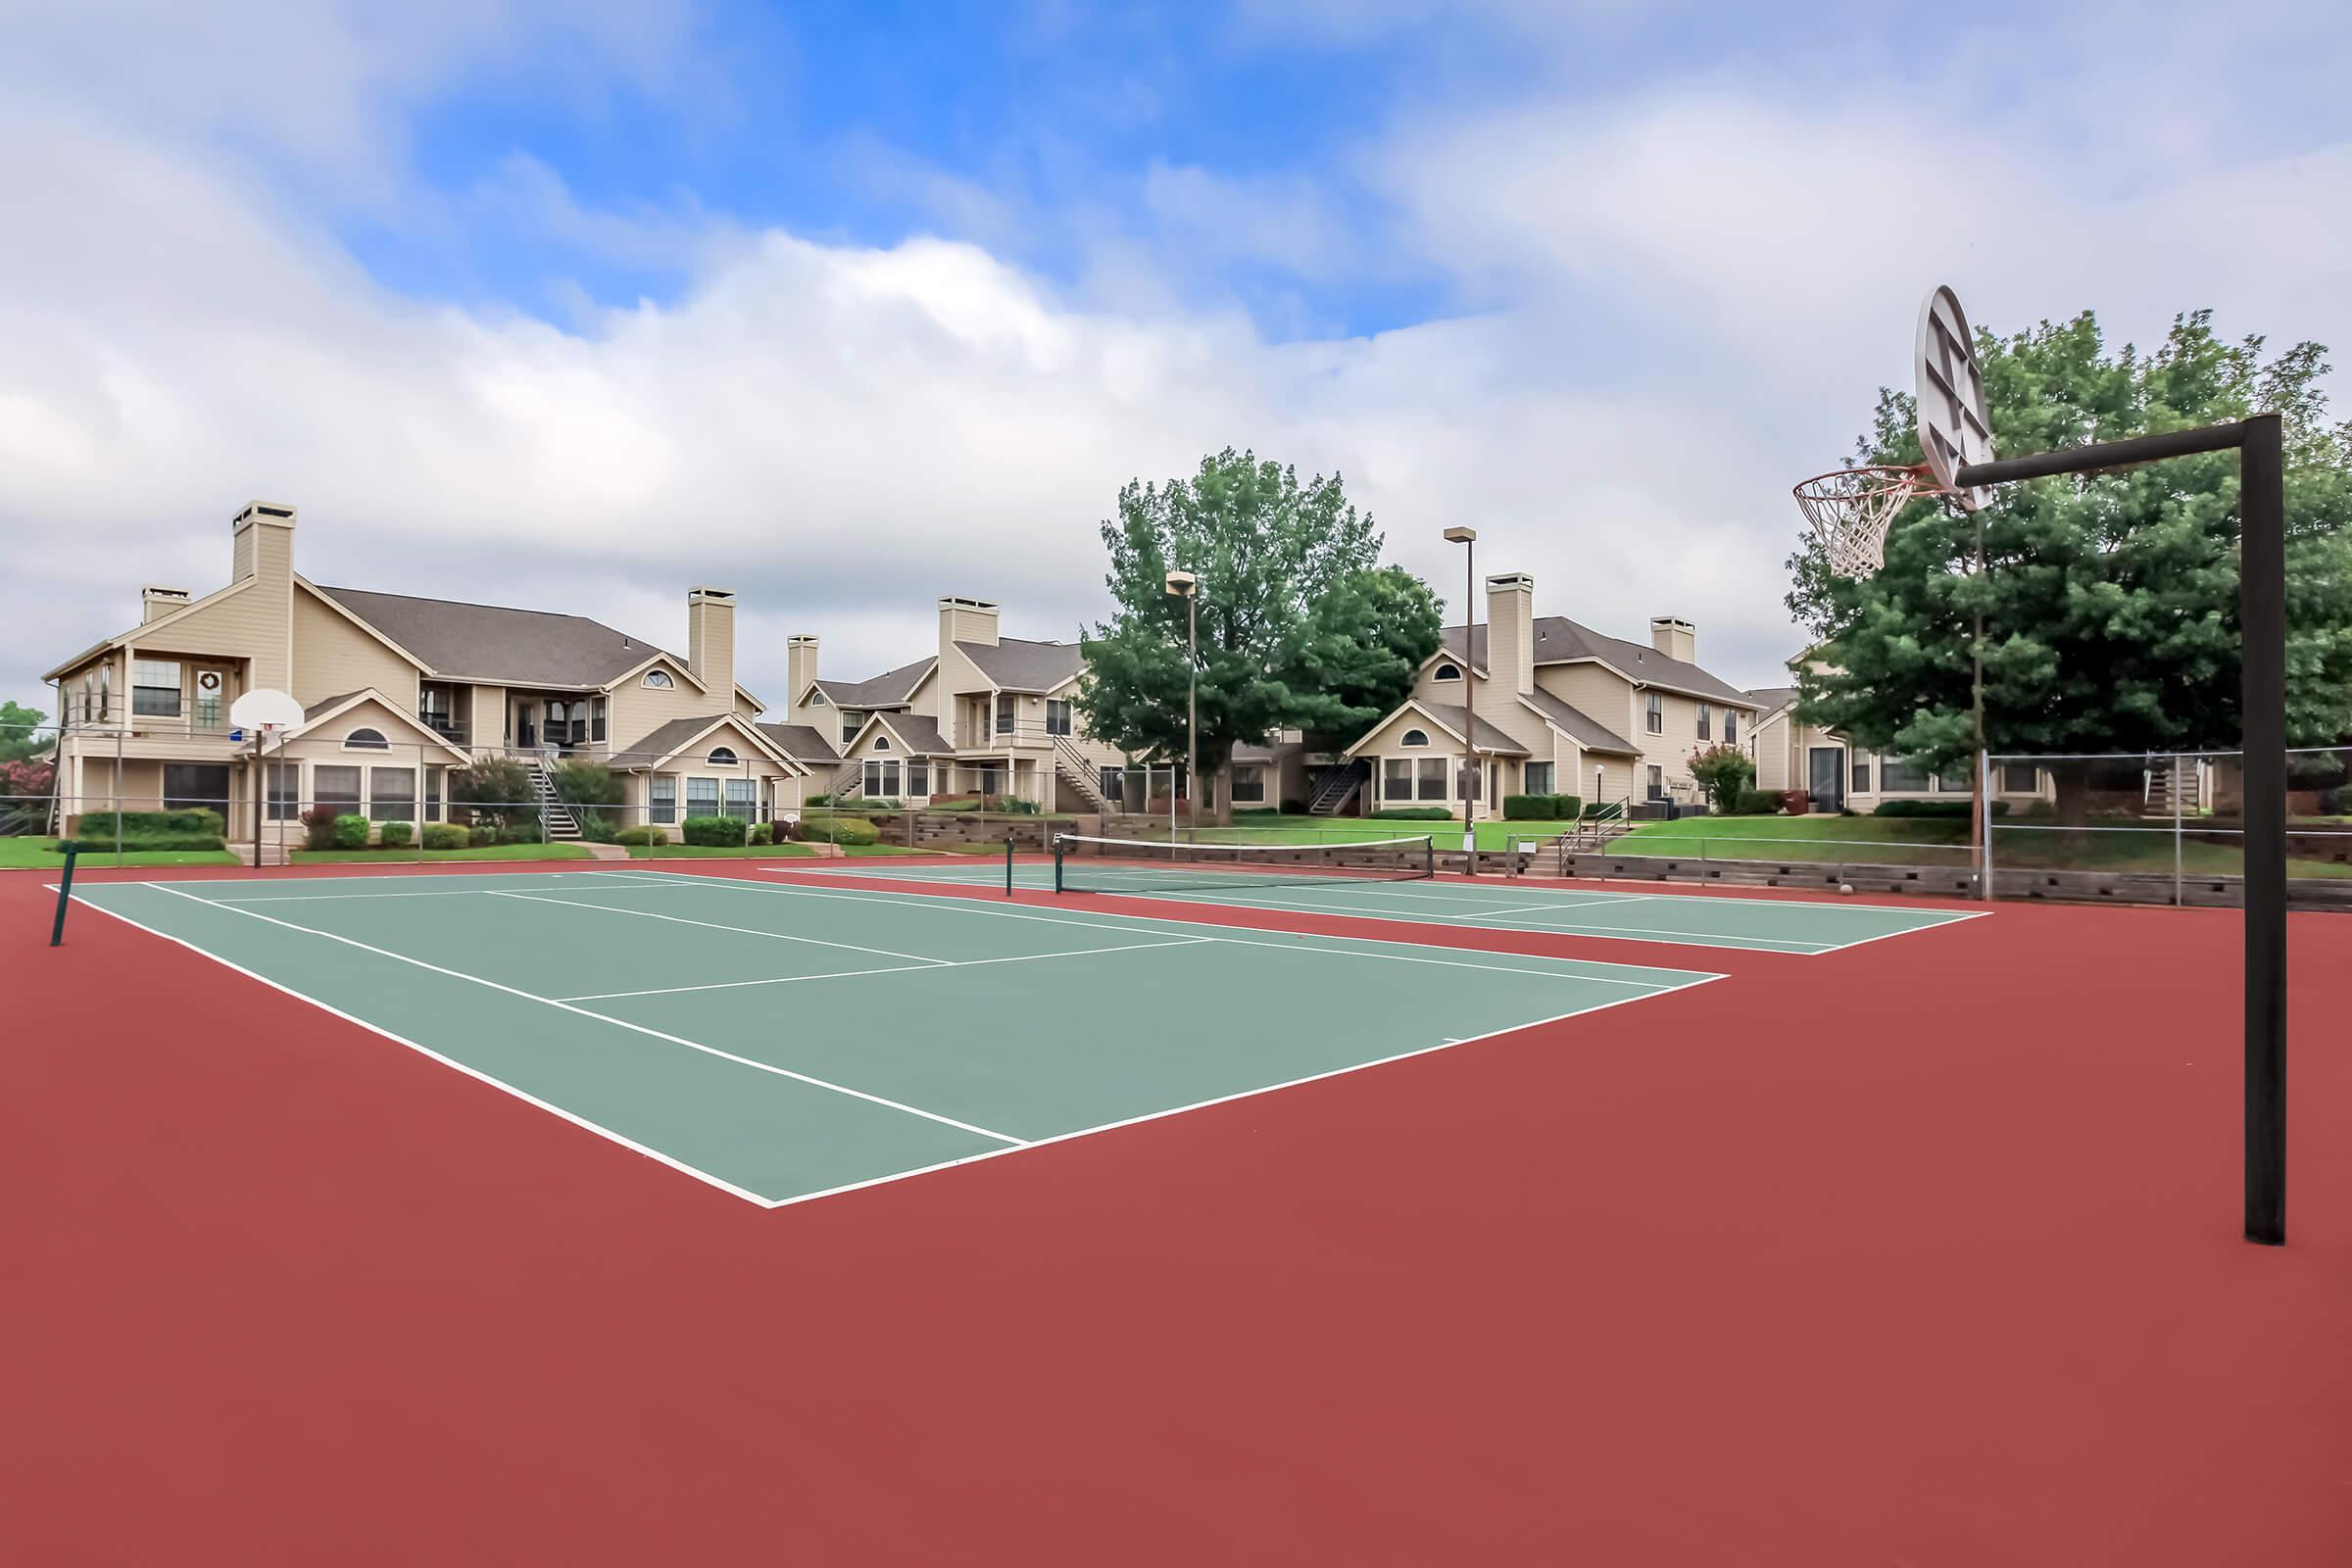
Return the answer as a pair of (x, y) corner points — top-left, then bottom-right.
(1440, 618), (1756, 707)
(613, 713), (744, 765)
(811, 657), (936, 709)
(955, 637), (1085, 693)
(1744, 686), (1800, 720)
(1519, 689), (1641, 756)
(318, 585), (677, 689)
(302, 691), (366, 721)
(756, 722), (840, 761)
(866, 711), (950, 753)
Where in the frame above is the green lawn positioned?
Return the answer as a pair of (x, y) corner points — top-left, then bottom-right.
(1, 838), (239, 869)
(292, 843), (595, 864)
(626, 843), (819, 859)
(1152, 813), (1559, 852)
(1608, 812), (2352, 879)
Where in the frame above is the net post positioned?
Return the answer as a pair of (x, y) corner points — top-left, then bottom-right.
(1051, 833), (1066, 895)
(1423, 836), (1435, 881)
(1004, 831), (1015, 898)
(50, 841), (79, 946)
(1978, 750), (1993, 901)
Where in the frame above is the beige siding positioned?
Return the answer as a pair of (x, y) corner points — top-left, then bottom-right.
(607, 656), (723, 751)
(933, 643), (992, 745)
(1537, 664), (1637, 742)
(1410, 659), (1475, 708)
(291, 588), (418, 709)
(125, 580), (285, 696)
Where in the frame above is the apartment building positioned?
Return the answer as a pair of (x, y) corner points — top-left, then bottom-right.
(1339, 573), (1763, 819)
(1745, 664), (2054, 811)
(772, 597), (1132, 810)
(41, 502), (811, 846)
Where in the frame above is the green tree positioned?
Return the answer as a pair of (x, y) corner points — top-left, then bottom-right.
(1687, 744), (1755, 812)
(1078, 449), (1426, 820)
(1788, 310), (2352, 822)
(1280, 566), (1444, 750)
(0, 700), (47, 761)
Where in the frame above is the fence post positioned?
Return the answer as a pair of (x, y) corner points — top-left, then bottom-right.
(1978, 749), (1992, 901)
(2173, 752), (2184, 907)
(113, 723), (123, 865)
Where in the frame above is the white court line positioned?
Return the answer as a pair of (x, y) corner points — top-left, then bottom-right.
(486, 888), (952, 966)
(144, 883), (1025, 1147)
(688, 871), (1721, 987)
(62, 891), (777, 1207)
(556, 936), (1216, 1003)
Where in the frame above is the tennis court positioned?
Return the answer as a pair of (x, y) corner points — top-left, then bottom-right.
(67, 867), (1723, 1207)
(803, 839), (1986, 956)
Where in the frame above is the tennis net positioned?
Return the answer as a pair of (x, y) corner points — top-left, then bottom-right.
(1052, 832), (1437, 896)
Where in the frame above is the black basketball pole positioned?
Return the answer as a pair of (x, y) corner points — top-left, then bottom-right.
(1959, 412), (2289, 1245)
(2237, 413), (2287, 1245)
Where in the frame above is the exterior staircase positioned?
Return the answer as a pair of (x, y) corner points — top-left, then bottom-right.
(1052, 737), (1108, 813)
(1307, 760), (1367, 816)
(525, 754), (582, 840)
(2144, 758), (2202, 816)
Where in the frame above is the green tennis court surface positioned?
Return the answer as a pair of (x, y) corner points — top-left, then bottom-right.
(786, 858), (1986, 955)
(70, 869), (1722, 1207)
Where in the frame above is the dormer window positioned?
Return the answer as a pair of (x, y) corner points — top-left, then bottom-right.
(872, 735), (891, 751)
(1433, 663), (1462, 682)
(345, 728), (389, 751)
(643, 669), (674, 689)
(1400, 728), (1430, 748)
(707, 747), (738, 765)
(809, 691), (827, 705)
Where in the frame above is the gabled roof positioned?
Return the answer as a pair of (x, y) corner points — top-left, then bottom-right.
(755, 722), (840, 762)
(42, 574), (260, 681)
(1439, 618), (1756, 707)
(1744, 686), (1800, 722)
(810, 657), (936, 710)
(283, 688), (470, 760)
(848, 710), (951, 755)
(614, 713), (802, 773)
(1346, 699), (1530, 759)
(318, 585), (691, 691)
(955, 637), (1085, 694)
(1519, 689), (1641, 756)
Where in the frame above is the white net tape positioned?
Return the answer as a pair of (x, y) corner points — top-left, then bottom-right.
(1791, 465), (1937, 577)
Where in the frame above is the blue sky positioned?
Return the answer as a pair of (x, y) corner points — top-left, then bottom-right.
(4, 0), (2349, 711)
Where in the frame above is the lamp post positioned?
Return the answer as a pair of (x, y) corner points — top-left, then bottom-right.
(1443, 527), (1478, 874)
(1165, 569), (1199, 831)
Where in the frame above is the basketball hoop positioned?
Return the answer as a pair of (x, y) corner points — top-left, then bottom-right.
(1790, 464), (1944, 577)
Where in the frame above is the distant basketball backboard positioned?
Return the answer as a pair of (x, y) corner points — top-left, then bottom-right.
(1916, 285), (1995, 511)
(229, 688), (304, 733)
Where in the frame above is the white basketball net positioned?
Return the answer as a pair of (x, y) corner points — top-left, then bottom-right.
(1790, 465), (1938, 578)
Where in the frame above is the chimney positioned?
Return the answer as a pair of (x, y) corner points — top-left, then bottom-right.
(686, 588), (736, 704)
(1477, 573), (1537, 732)
(786, 635), (819, 723)
(939, 595), (1001, 653)
(228, 501), (297, 694)
(1649, 615), (1695, 664)
(141, 586), (191, 623)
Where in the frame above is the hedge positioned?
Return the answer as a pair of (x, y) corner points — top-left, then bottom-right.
(74, 808), (225, 838)
(1873, 799), (2011, 819)
(822, 816), (881, 847)
(748, 822), (773, 846)
(613, 825), (666, 846)
(420, 823), (470, 850)
(681, 814), (748, 847)
(1502, 794), (1583, 820)
(328, 813), (369, 849)
(74, 833), (225, 853)
(377, 820), (415, 849)
(1728, 789), (1786, 815)
(1369, 807), (1456, 820)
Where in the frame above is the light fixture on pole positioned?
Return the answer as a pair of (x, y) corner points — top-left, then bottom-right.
(1164, 569), (1199, 829)
(1443, 527), (1478, 874)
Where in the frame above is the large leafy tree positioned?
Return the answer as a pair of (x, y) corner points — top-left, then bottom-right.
(0, 700), (47, 761)
(1079, 449), (1438, 817)
(1788, 310), (2352, 821)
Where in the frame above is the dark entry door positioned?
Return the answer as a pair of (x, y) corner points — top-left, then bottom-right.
(1807, 747), (1842, 812)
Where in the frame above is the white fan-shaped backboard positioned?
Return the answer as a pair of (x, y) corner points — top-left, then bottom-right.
(1916, 285), (1995, 512)
(229, 687), (305, 730)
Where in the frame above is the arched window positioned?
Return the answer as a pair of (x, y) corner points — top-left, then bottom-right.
(707, 747), (738, 765)
(1400, 728), (1430, 748)
(871, 735), (891, 752)
(643, 669), (674, 689)
(345, 728), (388, 750)
(808, 690), (827, 706)
(1433, 663), (1462, 682)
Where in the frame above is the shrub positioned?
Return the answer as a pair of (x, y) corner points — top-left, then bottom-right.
(1369, 807), (1456, 820)
(1688, 744), (1756, 812)
(996, 796), (1042, 815)
(420, 823), (470, 850)
(1503, 794), (1553, 820)
(74, 808), (225, 838)
(470, 824), (509, 848)
(377, 820), (415, 849)
(1279, 797), (1307, 815)
(85, 833), (226, 852)
(825, 816), (881, 847)
(331, 813), (370, 849)
(451, 757), (537, 835)
(1729, 789), (1785, 815)
(1873, 799), (2010, 818)
(613, 825), (666, 846)
(681, 814), (748, 847)
(301, 805), (339, 851)
(748, 821), (773, 846)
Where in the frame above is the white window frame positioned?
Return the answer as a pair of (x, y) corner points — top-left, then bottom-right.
(1400, 728), (1430, 748)
(344, 728), (389, 751)
(1644, 692), (1663, 735)
(1433, 663), (1462, 683)
(642, 669), (674, 689)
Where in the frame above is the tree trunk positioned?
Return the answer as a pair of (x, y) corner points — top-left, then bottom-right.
(2051, 760), (2093, 829)
(1207, 762), (1232, 826)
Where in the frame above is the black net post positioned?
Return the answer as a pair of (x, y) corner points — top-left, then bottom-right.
(1051, 833), (1067, 894)
(50, 841), (79, 947)
(1004, 831), (1015, 898)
